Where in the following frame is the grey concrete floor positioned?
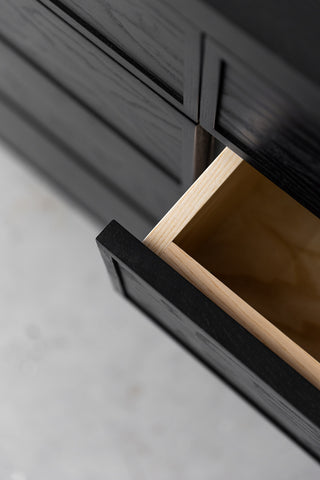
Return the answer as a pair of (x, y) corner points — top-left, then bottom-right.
(0, 140), (319, 480)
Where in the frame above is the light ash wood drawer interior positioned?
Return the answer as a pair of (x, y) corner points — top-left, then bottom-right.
(144, 148), (320, 390)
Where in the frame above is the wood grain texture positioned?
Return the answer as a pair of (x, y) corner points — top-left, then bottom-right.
(55, 0), (185, 96)
(176, 163), (320, 345)
(0, 37), (180, 222)
(203, 0), (320, 88)
(162, 243), (320, 390)
(40, 0), (201, 120)
(217, 64), (320, 215)
(0, 0), (196, 182)
(172, 0), (320, 119)
(97, 220), (320, 462)
(200, 38), (320, 218)
(144, 148), (242, 255)
(144, 147), (320, 388)
(0, 93), (153, 238)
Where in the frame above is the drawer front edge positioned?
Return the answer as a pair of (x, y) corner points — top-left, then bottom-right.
(97, 220), (320, 463)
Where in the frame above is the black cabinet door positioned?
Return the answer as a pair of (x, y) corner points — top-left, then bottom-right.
(0, 0), (198, 188)
(200, 37), (320, 219)
(43, 0), (201, 120)
(97, 220), (320, 463)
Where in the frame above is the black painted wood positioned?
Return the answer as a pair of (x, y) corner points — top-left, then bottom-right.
(0, 94), (154, 237)
(172, 0), (320, 119)
(44, 0), (201, 120)
(62, 0), (185, 95)
(2, 0), (319, 219)
(203, 0), (320, 88)
(0, 36), (180, 222)
(97, 220), (320, 462)
(0, 0), (197, 185)
(201, 37), (320, 219)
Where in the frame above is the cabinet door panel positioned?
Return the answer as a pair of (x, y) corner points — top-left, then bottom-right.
(0, 37), (180, 223)
(200, 38), (320, 218)
(0, 0), (198, 185)
(0, 97), (152, 236)
(47, 0), (201, 119)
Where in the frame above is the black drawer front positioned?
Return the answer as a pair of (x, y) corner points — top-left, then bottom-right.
(0, 0), (197, 185)
(44, 0), (201, 120)
(0, 97), (152, 236)
(201, 38), (320, 219)
(97, 221), (320, 463)
(0, 37), (181, 224)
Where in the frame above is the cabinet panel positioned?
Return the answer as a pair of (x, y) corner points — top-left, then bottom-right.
(0, 37), (180, 222)
(0, 0), (197, 184)
(0, 95), (152, 236)
(47, 0), (201, 119)
(200, 38), (320, 218)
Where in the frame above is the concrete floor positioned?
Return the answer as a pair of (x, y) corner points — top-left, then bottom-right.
(0, 140), (319, 479)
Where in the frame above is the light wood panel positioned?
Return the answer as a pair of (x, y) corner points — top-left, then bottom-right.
(176, 161), (320, 342)
(161, 243), (320, 390)
(144, 147), (320, 390)
(144, 148), (242, 254)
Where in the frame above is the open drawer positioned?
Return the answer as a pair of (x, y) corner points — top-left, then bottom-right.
(97, 148), (320, 461)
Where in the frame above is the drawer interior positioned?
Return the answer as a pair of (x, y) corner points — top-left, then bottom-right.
(144, 148), (320, 389)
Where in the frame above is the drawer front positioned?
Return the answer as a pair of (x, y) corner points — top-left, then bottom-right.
(201, 38), (320, 219)
(44, 0), (201, 119)
(97, 220), (320, 462)
(0, 97), (151, 236)
(0, 36), (181, 226)
(0, 0), (197, 185)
